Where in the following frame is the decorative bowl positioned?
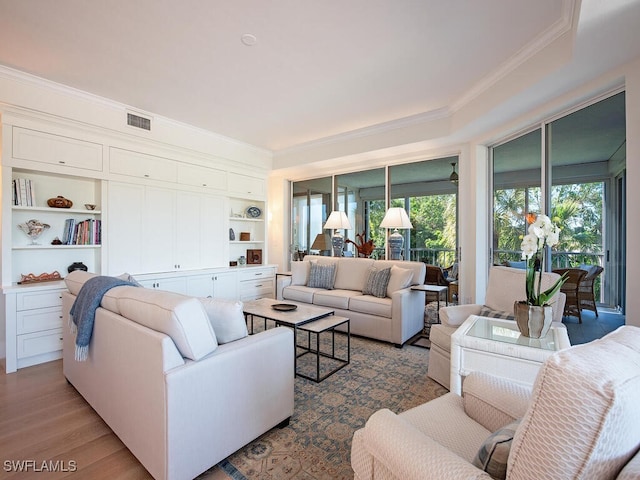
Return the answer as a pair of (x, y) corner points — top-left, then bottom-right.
(47, 196), (73, 208)
(85, 203), (97, 210)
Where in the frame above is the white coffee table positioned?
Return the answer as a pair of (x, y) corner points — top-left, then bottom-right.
(449, 315), (571, 394)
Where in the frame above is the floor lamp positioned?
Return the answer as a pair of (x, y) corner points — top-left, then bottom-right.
(323, 211), (352, 257)
(380, 207), (413, 260)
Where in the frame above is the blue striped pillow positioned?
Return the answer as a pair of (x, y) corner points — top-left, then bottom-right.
(479, 306), (515, 320)
(362, 267), (391, 298)
(307, 263), (336, 290)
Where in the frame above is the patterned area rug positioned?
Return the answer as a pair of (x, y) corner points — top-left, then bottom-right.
(199, 331), (448, 479)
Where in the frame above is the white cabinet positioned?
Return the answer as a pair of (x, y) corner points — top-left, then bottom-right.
(107, 182), (227, 275)
(137, 277), (188, 295)
(4, 284), (66, 373)
(177, 164), (227, 191)
(12, 127), (103, 172)
(238, 266), (275, 301)
(213, 271), (239, 300)
(228, 172), (265, 197)
(106, 182), (144, 275)
(109, 147), (177, 183)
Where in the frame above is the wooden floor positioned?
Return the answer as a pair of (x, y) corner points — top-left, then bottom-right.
(0, 359), (229, 480)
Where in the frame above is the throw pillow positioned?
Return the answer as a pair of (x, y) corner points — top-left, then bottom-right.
(473, 419), (521, 480)
(290, 261), (310, 286)
(479, 306), (515, 320)
(362, 267), (391, 298)
(199, 298), (248, 344)
(307, 263), (337, 290)
(386, 265), (414, 297)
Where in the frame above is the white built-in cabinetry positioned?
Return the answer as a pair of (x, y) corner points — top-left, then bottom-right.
(2, 113), (271, 373)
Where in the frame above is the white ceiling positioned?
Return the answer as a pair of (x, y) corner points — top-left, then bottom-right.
(0, 0), (639, 154)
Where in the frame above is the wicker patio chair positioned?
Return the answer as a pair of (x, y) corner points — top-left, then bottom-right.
(578, 265), (604, 316)
(553, 268), (588, 323)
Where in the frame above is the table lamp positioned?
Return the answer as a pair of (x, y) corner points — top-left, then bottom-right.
(380, 207), (413, 260)
(323, 211), (352, 257)
(311, 233), (331, 255)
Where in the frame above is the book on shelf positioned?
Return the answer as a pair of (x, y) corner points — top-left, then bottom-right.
(12, 178), (36, 207)
(64, 218), (101, 245)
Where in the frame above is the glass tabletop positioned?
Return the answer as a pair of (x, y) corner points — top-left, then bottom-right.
(467, 316), (556, 351)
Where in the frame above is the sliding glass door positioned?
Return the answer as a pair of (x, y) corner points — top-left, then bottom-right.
(491, 91), (626, 311)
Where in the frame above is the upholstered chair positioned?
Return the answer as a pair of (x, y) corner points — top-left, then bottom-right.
(427, 266), (566, 389)
(352, 326), (640, 480)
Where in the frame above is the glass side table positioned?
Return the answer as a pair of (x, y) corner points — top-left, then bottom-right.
(449, 315), (571, 395)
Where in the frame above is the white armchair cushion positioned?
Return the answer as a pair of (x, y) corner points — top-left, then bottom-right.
(463, 372), (531, 432)
(509, 326), (640, 479)
(440, 304), (482, 327)
(199, 298), (248, 344)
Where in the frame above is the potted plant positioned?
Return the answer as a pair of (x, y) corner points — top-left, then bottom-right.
(515, 214), (567, 338)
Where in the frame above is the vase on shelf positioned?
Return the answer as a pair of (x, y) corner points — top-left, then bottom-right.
(17, 219), (50, 245)
(514, 301), (553, 339)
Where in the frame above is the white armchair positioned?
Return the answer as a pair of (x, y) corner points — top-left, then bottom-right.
(352, 326), (640, 480)
(427, 266), (566, 389)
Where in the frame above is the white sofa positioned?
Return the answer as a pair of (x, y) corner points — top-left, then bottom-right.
(428, 266), (566, 389)
(62, 271), (294, 480)
(352, 325), (640, 480)
(278, 257), (426, 346)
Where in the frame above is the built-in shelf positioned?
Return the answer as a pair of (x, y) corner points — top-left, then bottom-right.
(12, 206), (102, 215)
(229, 217), (262, 222)
(229, 241), (264, 245)
(12, 244), (101, 250)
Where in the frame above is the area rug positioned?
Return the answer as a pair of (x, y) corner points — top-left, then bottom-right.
(199, 332), (448, 480)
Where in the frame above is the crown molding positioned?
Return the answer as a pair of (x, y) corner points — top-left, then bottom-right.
(0, 64), (272, 159)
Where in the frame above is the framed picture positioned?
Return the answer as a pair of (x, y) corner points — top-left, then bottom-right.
(247, 249), (262, 265)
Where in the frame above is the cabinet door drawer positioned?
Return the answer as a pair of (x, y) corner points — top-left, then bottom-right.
(238, 268), (275, 282)
(17, 289), (65, 311)
(17, 307), (63, 334)
(13, 127), (103, 171)
(228, 172), (265, 197)
(17, 328), (64, 359)
(240, 278), (274, 301)
(177, 164), (227, 190)
(110, 147), (177, 182)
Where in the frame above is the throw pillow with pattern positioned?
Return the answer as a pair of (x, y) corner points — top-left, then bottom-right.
(473, 419), (521, 480)
(307, 262), (337, 289)
(362, 267), (391, 298)
(479, 305), (515, 320)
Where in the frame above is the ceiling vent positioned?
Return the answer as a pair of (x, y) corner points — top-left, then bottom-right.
(127, 112), (151, 131)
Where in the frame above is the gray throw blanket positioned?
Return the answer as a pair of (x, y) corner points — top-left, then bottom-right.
(69, 276), (137, 361)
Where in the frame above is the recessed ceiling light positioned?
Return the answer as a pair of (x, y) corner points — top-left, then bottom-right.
(241, 33), (257, 46)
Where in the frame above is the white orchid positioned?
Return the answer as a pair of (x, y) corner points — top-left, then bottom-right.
(519, 214), (567, 306)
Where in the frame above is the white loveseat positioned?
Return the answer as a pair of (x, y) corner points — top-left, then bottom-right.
(62, 271), (294, 480)
(278, 257), (426, 346)
(352, 326), (640, 480)
(428, 266), (566, 389)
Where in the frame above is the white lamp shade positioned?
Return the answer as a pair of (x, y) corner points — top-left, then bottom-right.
(380, 207), (413, 229)
(323, 211), (353, 230)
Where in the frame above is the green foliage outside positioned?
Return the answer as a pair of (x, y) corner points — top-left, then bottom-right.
(493, 182), (604, 268)
(365, 195), (457, 265)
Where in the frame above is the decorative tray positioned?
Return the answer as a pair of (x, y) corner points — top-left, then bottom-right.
(271, 303), (298, 311)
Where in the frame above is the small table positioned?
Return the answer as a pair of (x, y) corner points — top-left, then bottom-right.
(297, 315), (350, 382)
(242, 298), (350, 382)
(449, 315), (571, 395)
(411, 284), (449, 313)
